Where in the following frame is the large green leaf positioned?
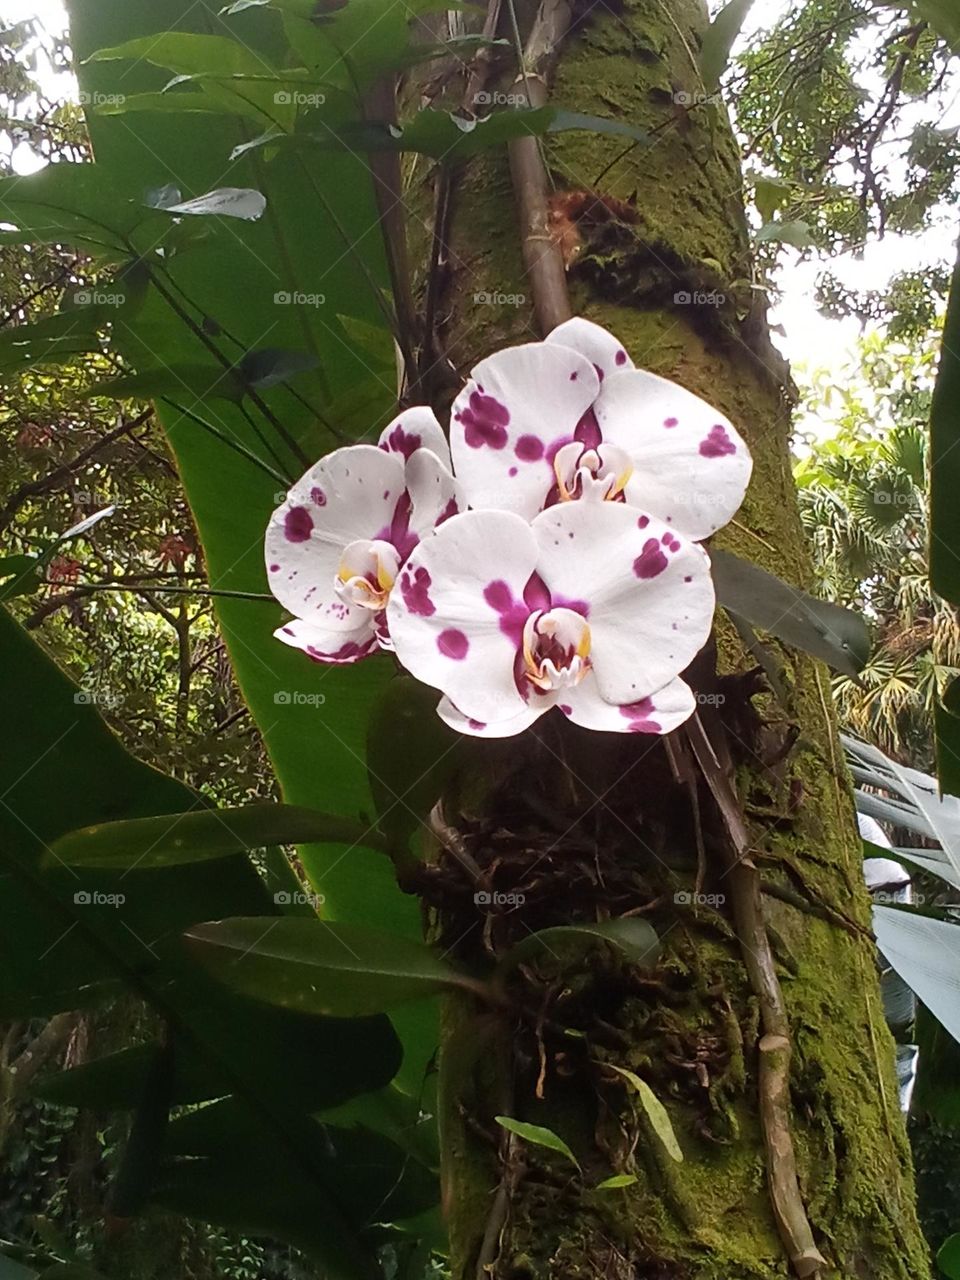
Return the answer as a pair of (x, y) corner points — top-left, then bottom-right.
(52, 803), (384, 869)
(712, 548), (871, 675)
(930, 237), (960, 607)
(66, 0), (415, 938)
(184, 917), (488, 1014)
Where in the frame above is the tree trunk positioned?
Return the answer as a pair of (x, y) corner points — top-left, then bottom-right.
(410, 1), (932, 1276)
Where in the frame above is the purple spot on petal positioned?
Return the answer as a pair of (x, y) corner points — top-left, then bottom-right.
(382, 424), (421, 459)
(523, 572), (551, 613)
(468, 718), (486, 730)
(569, 370), (578, 381)
(559, 704), (573, 715)
(615, 349), (627, 366)
(574, 409), (602, 449)
(436, 497), (459, 526)
(508, 466), (518, 477)
(637, 515), (650, 529)
(684, 575), (693, 583)
(553, 595), (590, 618)
(457, 389), (510, 449)
(438, 628), (469, 659)
(699, 423), (736, 458)
(515, 434), (545, 462)
(400, 566), (435, 616)
(484, 580), (513, 612)
(619, 696), (661, 734)
(663, 417), (678, 429)
(633, 537), (669, 579)
(310, 487), (327, 506)
(284, 506), (313, 542)
(484, 579), (530, 645)
(269, 563), (280, 572)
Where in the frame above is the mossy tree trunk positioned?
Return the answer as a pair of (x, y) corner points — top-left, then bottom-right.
(407, 1), (931, 1276)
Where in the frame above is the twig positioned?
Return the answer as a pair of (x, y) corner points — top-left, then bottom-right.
(685, 712), (826, 1280)
(506, 0), (574, 336)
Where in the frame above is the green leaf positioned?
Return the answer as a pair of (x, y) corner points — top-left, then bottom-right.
(494, 1117), (580, 1169)
(51, 803), (382, 870)
(308, 106), (652, 160)
(0, 554), (43, 602)
(936, 674), (960, 799)
(755, 218), (814, 249)
(712, 548), (871, 675)
(606, 1065), (683, 1162)
(498, 918), (660, 975)
(753, 176), (791, 224)
(939, 1233), (960, 1279)
(930, 237), (960, 605)
(80, 365), (246, 404)
(184, 917), (486, 1015)
(914, 0), (960, 53)
(366, 676), (463, 855)
(699, 0), (755, 89)
(239, 346), (319, 388)
(595, 1173), (638, 1190)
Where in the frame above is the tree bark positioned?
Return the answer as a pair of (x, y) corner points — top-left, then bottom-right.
(409, 0), (932, 1277)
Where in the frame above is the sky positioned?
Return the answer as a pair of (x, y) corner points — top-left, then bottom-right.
(3, 0), (959, 402)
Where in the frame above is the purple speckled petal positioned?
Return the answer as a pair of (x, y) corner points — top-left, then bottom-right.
(405, 446), (463, 535)
(378, 405), (451, 470)
(450, 342), (600, 520)
(273, 615), (380, 664)
(387, 509), (538, 723)
(265, 444), (404, 623)
(594, 368), (752, 540)
(436, 694), (550, 738)
(532, 502), (714, 705)
(561, 673), (695, 734)
(545, 316), (634, 381)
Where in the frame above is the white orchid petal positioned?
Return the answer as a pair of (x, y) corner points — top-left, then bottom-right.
(561, 673), (696, 734)
(437, 694), (550, 738)
(450, 342), (600, 519)
(265, 445), (406, 622)
(595, 369), (752, 540)
(386, 509), (538, 723)
(545, 316), (634, 380)
(533, 502), (714, 704)
(405, 447), (462, 534)
(273, 615), (380, 664)
(379, 405), (451, 470)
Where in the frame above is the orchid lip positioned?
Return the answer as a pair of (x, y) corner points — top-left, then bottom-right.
(553, 442), (633, 503)
(521, 607), (592, 692)
(335, 538), (401, 611)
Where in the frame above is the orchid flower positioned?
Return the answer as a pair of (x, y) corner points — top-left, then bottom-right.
(449, 317), (752, 541)
(386, 504), (714, 737)
(265, 408), (460, 663)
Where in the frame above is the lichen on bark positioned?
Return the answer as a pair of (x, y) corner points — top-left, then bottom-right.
(406, 0), (932, 1276)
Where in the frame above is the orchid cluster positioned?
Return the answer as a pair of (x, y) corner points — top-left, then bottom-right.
(265, 319), (752, 738)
